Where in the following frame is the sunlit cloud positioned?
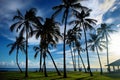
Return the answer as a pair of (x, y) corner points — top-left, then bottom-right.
(81, 0), (116, 24)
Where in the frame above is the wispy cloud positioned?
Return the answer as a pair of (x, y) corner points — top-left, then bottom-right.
(81, 0), (116, 24)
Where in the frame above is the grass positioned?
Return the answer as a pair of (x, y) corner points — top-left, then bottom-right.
(0, 71), (120, 80)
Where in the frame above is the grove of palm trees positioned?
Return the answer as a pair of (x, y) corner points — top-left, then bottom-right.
(1, 0), (119, 80)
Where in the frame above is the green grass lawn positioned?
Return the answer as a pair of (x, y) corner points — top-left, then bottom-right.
(0, 71), (120, 80)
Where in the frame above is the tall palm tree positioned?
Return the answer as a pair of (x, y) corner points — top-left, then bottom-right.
(88, 34), (106, 75)
(7, 36), (25, 73)
(10, 8), (41, 77)
(69, 9), (97, 76)
(32, 18), (62, 77)
(97, 23), (116, 72)
(52, 0), (86, 77)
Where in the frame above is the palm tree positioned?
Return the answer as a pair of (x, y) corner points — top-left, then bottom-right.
(10, 8), (41, 77)
(66, 28), (77, 71)
(66, 26), (87, 72)
(32, 18), (62, 77)
(7, 36), (25, 73)
(33, 46), (43, 72)
(69, 9), (97, 76)
(52, 0), (86, 77)
(97, 23), (116, 72)
(75, 41), (87, 72)
(88, 34), (106, 75)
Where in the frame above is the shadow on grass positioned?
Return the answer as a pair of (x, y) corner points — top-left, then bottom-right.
(104, 72), (120, 79)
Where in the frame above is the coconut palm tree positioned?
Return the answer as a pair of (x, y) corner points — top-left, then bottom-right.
(7, 36), (25, 73)
(69, 9), (97, 76)
(33, 46), (43, 72)
(75, 41), (87, 72)
(97, 23), (116, 72)
(88, 34), (106, 75)
(32, 18), (62, 77)
(10, 8), (41, 77)
(66, 28), (77, 71)
(52, 0), (87, 77)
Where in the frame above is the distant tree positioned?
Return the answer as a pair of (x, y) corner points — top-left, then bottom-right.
(66, 26), (87, 72)
(69, 9), (97, 76)
(88, 34), (106, 75)
(66, 28), (77, 71)
(33, 46), (43, 72)
(52, 0), (87, 78)
(10, 8), (41, 77)
(7, 36), (25, 73)
(97, 23), (116, 72)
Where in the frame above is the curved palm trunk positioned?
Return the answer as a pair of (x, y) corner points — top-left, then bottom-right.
(73, 49), (77, 71)
(106, 35), (110, 72)
(96, 47), (103, 75)
(48, 51), (61, 76)
(63, 10), (68, 78)
(16, 48), (23, 73)
(43, 56), (48, 77)
(70, 46), (76, 71)
(83, 25), (93, 76)
(78, 50), (87, 73)
(78, 52), (80, 71)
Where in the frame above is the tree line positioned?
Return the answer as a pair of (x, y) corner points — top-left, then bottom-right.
(7, 0), (116, 78)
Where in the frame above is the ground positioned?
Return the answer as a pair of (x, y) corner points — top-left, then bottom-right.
(0, 71), (120, 80)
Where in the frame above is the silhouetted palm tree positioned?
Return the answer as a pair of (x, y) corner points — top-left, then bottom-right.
(66, 28), (77, 71)
(75, 41), (87, 72)
(32, 18), (62, 77)
(52, 0), (86, 77)
(88, 34), (106, 75)
(7, 36), (25, 73)
(33, 46), (43, 72)
(10, 8), (41, 77)
(70, 9), (97, 76)
(97, 23), (116, 72)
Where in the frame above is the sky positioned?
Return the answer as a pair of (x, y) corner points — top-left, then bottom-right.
(0, 0), (120, 69)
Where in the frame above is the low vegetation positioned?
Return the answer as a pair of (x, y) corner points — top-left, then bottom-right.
(0, 71), (120, 80)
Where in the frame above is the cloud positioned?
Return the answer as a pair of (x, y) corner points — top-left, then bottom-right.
(117, 24), (120, 27)
(81, 0), (116, 24)
(110, 6), (117, 12)
(105, 18), (114, 23)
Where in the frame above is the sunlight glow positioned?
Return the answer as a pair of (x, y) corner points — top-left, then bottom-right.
(109, 29), (120, 61)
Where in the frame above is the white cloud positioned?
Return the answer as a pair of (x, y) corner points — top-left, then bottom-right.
(28, 35), (40, 45)
(105, 18), (114, 23)
(110, 6), (117, 12)
(81, 0), (116, 24)
(117, 24), (120, 27)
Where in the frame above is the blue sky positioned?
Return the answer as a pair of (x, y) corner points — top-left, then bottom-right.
(0, 0), (120, 69)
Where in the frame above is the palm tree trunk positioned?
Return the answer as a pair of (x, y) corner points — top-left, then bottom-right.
(96, 47), (103, 75)
(73, 49), (77, 71)
(78, 52), (80, 71)
(83, 25), (93, 76)
(48, 51), (61, 76)
(70, 46), (76, 71)
(106, 35), (110, 72)
(16, 48), (23, 73)
(43, 56), (48, 77)
(78, 50), (87, 73)
(63, 10), (68, 78)
(25, 28), (28, 77)
(39, 51), (42, 72)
